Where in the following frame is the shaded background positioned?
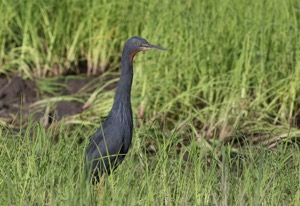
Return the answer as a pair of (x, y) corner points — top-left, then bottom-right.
(1, 0), (299, 143)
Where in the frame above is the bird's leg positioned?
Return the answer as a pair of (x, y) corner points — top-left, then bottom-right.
(137, 104), (145, 127)
(97, 174), (106, 198)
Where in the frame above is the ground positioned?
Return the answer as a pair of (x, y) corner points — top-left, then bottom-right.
(0, 74), (102, 127)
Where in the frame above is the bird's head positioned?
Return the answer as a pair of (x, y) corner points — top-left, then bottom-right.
(124, 36), (167, 64)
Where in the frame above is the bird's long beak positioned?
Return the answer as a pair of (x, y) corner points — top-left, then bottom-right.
(141, 43), (167, 51)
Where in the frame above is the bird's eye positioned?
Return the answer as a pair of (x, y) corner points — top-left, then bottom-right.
(137, 42), (142, 46)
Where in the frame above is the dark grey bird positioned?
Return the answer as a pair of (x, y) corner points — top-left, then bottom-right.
(85, 36), (167, 182)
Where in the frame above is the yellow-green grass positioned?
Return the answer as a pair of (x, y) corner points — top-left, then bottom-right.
(0, 0), (300, 204)
(1, 121), (299, 205)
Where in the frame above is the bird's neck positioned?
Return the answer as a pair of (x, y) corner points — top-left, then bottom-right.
(111, 52), (133, 112)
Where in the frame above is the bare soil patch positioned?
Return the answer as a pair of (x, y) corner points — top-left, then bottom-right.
(0, 74), (117, 127)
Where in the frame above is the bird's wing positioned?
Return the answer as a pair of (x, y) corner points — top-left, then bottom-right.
(120, 120), (133, 153)
(86, 116), (123, 157)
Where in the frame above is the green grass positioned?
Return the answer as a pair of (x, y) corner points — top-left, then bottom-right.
(0, 0), (300, 205)
(1, 121), (299, 205)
